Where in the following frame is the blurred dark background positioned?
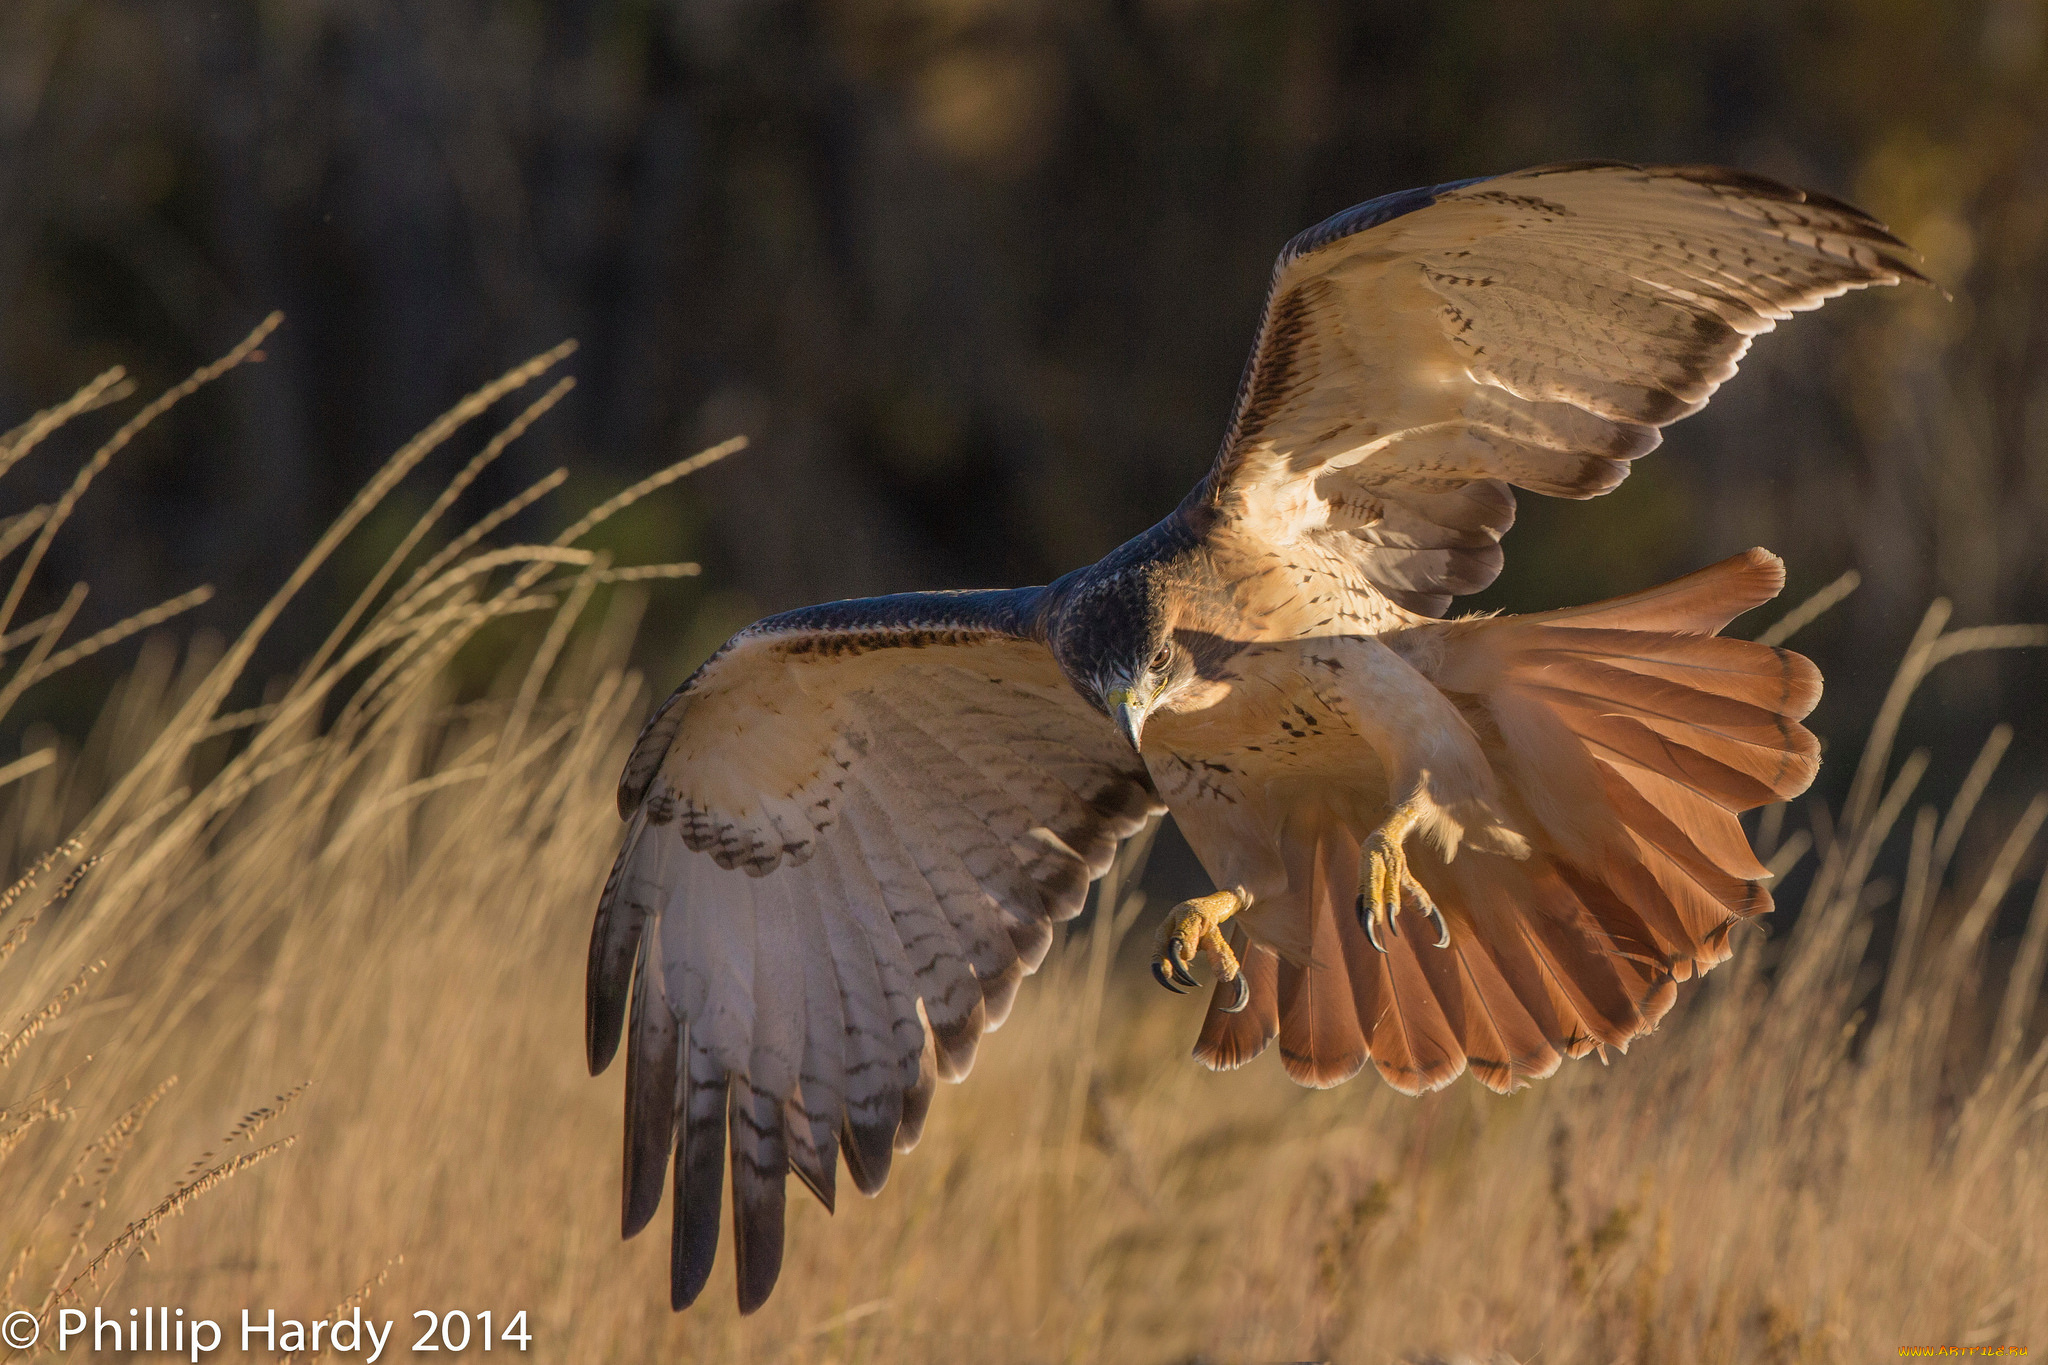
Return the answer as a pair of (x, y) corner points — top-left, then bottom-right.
(2, 0), (2044, 822)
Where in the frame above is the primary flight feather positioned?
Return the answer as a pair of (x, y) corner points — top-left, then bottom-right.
(587, 161), (1922, 1312)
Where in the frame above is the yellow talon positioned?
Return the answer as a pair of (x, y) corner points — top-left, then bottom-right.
(1355, 799), (1449, 952)
(1152, 887), (1251, 1006)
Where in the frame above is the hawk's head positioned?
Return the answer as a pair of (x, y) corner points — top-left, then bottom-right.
(1044, 559), (1195, 752)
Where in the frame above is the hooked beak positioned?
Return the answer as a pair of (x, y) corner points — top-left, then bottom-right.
(1105, 686), (1147, 751)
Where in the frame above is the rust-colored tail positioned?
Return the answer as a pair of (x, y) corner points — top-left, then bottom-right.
(1193, 549), (1820, 1094)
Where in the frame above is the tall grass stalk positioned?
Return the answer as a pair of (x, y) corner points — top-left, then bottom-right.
(0, 338), (2043, 1363)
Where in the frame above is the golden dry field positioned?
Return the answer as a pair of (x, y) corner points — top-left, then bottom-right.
(3, 335), (2046, 1364)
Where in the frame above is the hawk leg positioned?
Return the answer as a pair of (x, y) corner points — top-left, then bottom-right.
(1357, 795), (1450, 953)
(1152, 887), (1253, 1012)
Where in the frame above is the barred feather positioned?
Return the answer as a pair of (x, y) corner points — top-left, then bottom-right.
(1197, 162), (1923, 614)
(589, 605), (1160, 1314)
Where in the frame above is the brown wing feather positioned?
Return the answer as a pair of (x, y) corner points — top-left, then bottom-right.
(621, 931), (680, 1238)
(1190, 163), (1924, 615)
(595, 591), (1162, 1314)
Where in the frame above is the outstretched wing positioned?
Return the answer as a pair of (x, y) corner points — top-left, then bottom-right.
(1189, 161), (1926, 615)
(589, 588), (1161, 1313)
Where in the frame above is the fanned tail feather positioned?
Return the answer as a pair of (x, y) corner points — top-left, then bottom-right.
(1192, 549), (1816, 1093)
(1274, 823), (1369, 1087)
(1192, 927), (1279, 1069)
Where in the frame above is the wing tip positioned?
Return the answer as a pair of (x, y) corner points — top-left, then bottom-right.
(729, 1085), (791, 1316)
(585, 954), (631, 1076)
(620, 947), (679, 1239)
(929, 998), (987, 1083)
(790, 1134), (839, 1215)
(586, 861), (646, 1077)
(894, 1038), (940, 1151)
(670, 1058), (729, 1311)
(840, 1109), (898, 1196)
(1737, 545), (1788, 589)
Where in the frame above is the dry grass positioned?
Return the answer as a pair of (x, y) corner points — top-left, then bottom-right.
(1, 335), (2046, 1365)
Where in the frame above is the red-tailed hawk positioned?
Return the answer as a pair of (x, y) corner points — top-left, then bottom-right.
(587, 161), (1920, 1311)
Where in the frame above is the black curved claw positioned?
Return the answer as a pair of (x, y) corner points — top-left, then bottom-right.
(1406, 884), (1450, 948)
(1170, 957), (1200, 990)
(1357, 893), (1387, 954)
(1152, 960), (1187, 994)
(1220, 972), (1251, 1014)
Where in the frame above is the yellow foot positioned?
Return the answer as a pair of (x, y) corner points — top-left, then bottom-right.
(1357, 800), (1450, 953)
(1152, 887), (1253, 1012)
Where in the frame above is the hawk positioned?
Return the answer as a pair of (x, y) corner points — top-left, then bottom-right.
(587, 161), (1921, 1312)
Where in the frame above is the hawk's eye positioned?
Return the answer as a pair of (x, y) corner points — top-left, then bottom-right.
(1149, 645), (1172, 673)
